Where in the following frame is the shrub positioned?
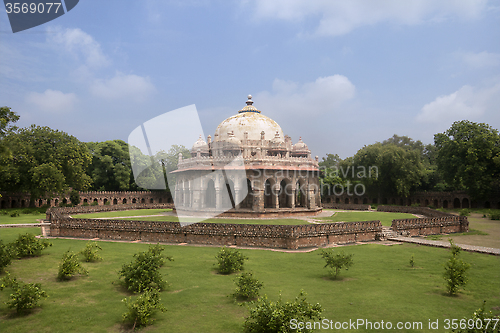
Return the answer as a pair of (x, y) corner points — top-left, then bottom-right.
(215, 246), (248, 274)
(451, 301), (500, 333)
(80, 241), (103, 262)
(57, 250), (88, 281)
(91, 201), (98, 206)
(459, 209), (470, 216)
(319, 249), (354, 278)
(489, 212), (500, 220)
(0, 240), (15, 272)
(232, 272), (263, 300)
(409, 254), (415, 268)
(444, 239), (470, 295)
(243, 290), (323, 333)
(10, 210), (19, 217)
(0, 273), (48, 314)
(82, 201), (89, 206)
(104, 200), (110, 205)
(119, 244), (173, 292)
(122, 288), (167, 330)
(12, 233), (52, 258)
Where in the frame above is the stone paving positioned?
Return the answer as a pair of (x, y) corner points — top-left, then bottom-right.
(388, 236), (500, 255)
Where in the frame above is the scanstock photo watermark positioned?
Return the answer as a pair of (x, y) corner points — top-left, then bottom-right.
(290, 317), (499, 331)
(3, 0), (79, 33)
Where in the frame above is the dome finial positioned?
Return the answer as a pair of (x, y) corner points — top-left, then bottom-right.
(246, 95), (253, 105)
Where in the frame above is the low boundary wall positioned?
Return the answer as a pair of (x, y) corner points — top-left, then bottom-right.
(377, 205), (469, 236)
(46, 205), (381, 250)
(322, 203), (370, 211)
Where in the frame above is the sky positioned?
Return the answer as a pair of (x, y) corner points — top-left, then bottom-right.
(1, 0), (499, 160)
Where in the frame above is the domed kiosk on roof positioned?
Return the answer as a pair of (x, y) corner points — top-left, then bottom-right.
(173, 95), (321, 217)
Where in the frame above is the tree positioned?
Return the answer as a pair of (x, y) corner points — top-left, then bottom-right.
(0, 106), (19, 159)
(443, 239), (470, 296)
(351, 141), (425, 197)
(435, 120), (500, 199)
(243, 290), (323, 333)
(87, 140), (134, 191)
(0, 125), (92, 200)
(320, 249), (354, 278)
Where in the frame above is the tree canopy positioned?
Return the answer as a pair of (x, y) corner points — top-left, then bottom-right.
(0, 125), (92, 199)
(434, 120), (500, 199)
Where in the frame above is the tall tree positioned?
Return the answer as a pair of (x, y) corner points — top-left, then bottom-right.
(87, 140), (134, 191)
(434, 120), (500, 199)
(0, 125), (92, 199)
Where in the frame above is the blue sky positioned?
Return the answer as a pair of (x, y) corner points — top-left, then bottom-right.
(1, 0), (499, 159)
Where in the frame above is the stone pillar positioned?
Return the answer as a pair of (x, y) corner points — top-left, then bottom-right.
(290, 185), (296, 209)
(274, 183), (279, 209)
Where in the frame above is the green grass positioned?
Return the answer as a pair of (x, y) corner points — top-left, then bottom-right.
(1, 227), (499, 332)
(121, 216), (310, 225)
(73, 209), (172, 219)
(0, 212), (45, 225)
(319, 211), (417, 226)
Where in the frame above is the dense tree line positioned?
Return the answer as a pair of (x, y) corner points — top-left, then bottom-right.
(1, 106), (499, 201)
(320, 121), (500, 200)
(0, 107), (188, 202)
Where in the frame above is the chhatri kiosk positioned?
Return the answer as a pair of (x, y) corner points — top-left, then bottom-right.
(173, 96), (321, 217)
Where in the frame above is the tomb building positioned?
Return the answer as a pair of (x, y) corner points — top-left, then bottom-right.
(173, 95), (321, 217)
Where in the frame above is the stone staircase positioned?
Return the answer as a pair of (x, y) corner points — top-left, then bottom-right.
(377, 226), (399, 240)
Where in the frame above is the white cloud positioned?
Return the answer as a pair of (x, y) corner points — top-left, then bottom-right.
(90, 72), (156, 102)
(26, 89), (78, 113)
(462, 51), (500, 68)
(255, 75), (355, 116)
(416, 83), (500, 123)
(48, 27), (109, 68)
(247, 0), (488, 36)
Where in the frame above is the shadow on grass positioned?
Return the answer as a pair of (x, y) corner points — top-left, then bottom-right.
(1, 306), (42, 319)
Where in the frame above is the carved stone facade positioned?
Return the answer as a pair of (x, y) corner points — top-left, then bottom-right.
(172, 96), (322, 217)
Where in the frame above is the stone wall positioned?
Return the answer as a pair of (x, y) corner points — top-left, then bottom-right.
(46, 205), (382, 250)
(376, 205), (469, 236)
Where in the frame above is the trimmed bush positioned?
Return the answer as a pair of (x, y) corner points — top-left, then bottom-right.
(243, 290), (323, 333)
(451, 301), (500, 333)
(119, 244), (173, 292)
(489, 212), (500, 220)
(80, 241), (103, 262)
(232, 271), (263, 300)
(0, 273), (48, 314)
(57, 250), (88, 281)
(215, 246), (248, 274)
(12, 233), (52, 258)
(10, 210), (19, 217)
(122, 288), (167, 330)
(459, 209), (470, 216)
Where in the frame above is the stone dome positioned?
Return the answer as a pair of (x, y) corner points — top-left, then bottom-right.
(293, 137), (308, 151)
(215, 95), (284, 142)
(191, 135), (209, 154)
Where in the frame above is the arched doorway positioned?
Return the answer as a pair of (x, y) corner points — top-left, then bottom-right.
(205, 179), (216, 208)
(453, 198), (460, 208)
(278, 179), (292, 208)
(353, 197), (358, 204)
(443, 200), (448, 208)
(122, 198), (127, 204)
(240, 179), (253, 209)
(295, 180), (306, 208)
(462, 198), (469, 209)
(264, 179), (275, 209)
(113, 198), (118, 205)
(344, 198), (349, 204)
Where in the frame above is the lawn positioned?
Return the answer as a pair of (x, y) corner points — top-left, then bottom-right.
(0, 211), (45, 225)
(73, 209), (172, 219)
(1, 227), (499, 333)
(319, 211), (417, 226)
(121, 216), (310, 225)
